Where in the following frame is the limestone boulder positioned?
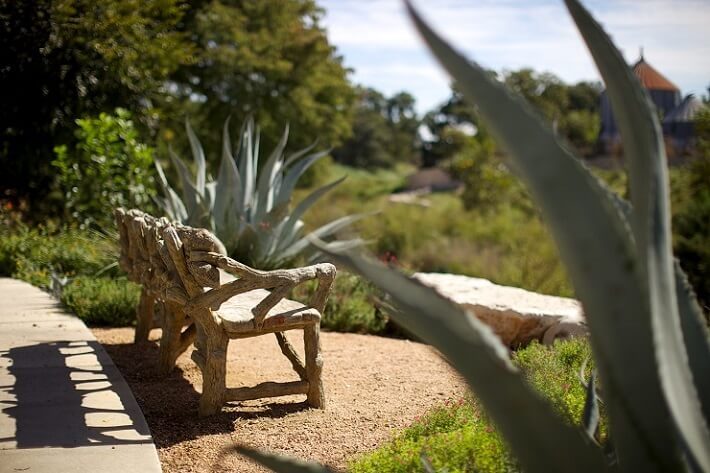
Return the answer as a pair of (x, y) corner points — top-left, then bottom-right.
(412, 273), (587, 348)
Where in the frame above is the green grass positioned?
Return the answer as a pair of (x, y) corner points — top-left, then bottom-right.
(350, 338), (602, 473)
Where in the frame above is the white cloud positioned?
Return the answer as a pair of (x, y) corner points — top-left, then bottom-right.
(321, 0), (710, 113)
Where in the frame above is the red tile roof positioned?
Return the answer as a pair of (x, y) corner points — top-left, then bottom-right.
(632, 58), (679, 91)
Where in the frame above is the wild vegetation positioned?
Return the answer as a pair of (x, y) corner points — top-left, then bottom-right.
(1, 0), (708, 471)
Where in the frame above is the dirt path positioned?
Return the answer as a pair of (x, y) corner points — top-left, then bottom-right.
(91, 328), (466, 472)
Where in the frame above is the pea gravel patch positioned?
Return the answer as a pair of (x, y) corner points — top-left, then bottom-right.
(91, 328), (466, 472)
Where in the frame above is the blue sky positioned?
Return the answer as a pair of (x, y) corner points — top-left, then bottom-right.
(319, 0), (710, 114)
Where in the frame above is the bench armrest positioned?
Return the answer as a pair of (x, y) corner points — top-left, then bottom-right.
(186, 251), (336, 329)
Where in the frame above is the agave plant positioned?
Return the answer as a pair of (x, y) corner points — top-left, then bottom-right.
(154, 117), (367, 269)
(236, 0), (710, 472)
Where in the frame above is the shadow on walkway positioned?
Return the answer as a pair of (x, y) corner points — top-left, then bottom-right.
(0, 340), (152, 448)
(101, 340), (311, 448)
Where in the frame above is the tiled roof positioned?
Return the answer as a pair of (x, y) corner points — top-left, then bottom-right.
(632, 58), (679, 91)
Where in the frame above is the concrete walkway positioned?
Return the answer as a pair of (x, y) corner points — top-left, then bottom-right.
(0, 278), (161, 472)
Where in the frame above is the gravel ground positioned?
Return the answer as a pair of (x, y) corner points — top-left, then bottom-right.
(92, 328), (466, 472)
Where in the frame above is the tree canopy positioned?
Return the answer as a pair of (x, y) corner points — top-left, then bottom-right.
(0, 0), (192, 200)
(332, 87), (420, 168)
(0, 0), (355, 207)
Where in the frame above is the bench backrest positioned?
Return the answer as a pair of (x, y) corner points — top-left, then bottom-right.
(114, 208), (224, 303)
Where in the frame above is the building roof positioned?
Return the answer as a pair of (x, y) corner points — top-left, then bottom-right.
(663, 94), (707, 123)
(632, 57), (679, 91)
(405, 167), (461, 192)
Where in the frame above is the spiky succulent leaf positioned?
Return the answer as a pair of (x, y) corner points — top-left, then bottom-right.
(275, 150), (331, 208)
(255, 124), (290, 221)
(276, 176), (347, 250)
(564, 1), (710, 469)
(280, 213), (373, 262)
(405, 2), (687, 470)
(674, 259), (710, 424)
(185, 118), (207, 194)
(582, 370), (600, 442)
(154, 158), (187, 221)
(313, 242), (609, 473)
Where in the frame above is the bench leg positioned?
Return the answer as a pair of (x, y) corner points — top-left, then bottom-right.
(304, 324), (325, 409)
(158, 303), (187, 376)
(198, 330), (229, 417)
(134, 288), (155, 344)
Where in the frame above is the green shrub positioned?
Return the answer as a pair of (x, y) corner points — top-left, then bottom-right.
(60, 276), (140, 326)
(0, 226), (117, 287)
(52, 108), (156, 229)
(292, 271), (401, 336)
(351, 339), (599, 473)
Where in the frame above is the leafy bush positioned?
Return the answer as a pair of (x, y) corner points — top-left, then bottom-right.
(292, 271), (401, 335)
(154, 117), (367, 269)
(52, 108), (156, 228)
(60, 276), (140, 326)
(0, 226), (117, 287)
(351, 339), (600, 473)
(672, 151), (710, 312)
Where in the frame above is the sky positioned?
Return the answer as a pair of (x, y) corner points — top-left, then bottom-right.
(319, 0), (710, 114)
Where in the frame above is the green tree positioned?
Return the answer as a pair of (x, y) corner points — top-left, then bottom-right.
(332, 87), (420, 168)
(164, 0), (356, 157)
(673, 108), (710, 311)
(0, 0), (192, 205)
(52, 109), (156, 228)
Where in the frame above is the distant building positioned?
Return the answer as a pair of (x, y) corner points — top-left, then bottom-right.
(405, 167), (462, 193)
(598, 53), (706, 158)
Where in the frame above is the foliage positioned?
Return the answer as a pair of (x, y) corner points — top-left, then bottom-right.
(672, 152), (710, 312)
(502, 69), (601, 154)
(0, 0), (192, 204)
(332, 87), (420, 168)
(246, 1), (710, 472)
(301, 166), (573, 298)
(421, 74), (601, 169)
(52, 109), (157, 228)
(292, 271), (401, 336)
(60, 276), (140, 326)
(0, 225), (117, 287)
(351, 339), (600, 473)
(155, 117), (367, 269)
(165, 0), (356, 156)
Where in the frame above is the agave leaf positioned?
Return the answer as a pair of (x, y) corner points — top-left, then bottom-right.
(278, 176), (347, 250)
(674, 259), (710, 423)
(582, 369), (600, 442)
(303, 238), (369, 265)
(284, 140), (319, 168)
(596, 186), (710, 424)
(275, 150), (331, 208)
(215, 118), (244, 239)
(234, 446), (336, 473)
(185, 118), (206, 194)
(256, 124), (290, 220)
(280, 213), (373, 261)
(204, 181), (217, 210)
(154, 159), (187, 221)
(168, 146), (204, 221)
(239, 118), (256, 211)
(313, 243), (609, 473)
(565, 1), (710, 469)
(405, 1), (679, 470)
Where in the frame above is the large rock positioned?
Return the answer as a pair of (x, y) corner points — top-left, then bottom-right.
(412, 273), (586, 348)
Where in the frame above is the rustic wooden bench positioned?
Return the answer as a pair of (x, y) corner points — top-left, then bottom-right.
(114, 208), (335, 416)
